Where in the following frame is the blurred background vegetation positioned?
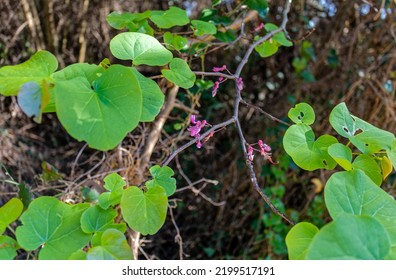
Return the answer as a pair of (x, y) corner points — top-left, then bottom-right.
(1, 0), (395, 259)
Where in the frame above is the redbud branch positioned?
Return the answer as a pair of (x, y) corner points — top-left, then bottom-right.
(162, 118), (236, 166)
(193, 71), (235, 80)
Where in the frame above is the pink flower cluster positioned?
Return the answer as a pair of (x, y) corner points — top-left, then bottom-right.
(247, 140), (276, 164)
(211, 65), (228, 97)
(188, 115), (212, 148)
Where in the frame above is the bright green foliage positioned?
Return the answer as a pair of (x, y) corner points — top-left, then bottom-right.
(386, 140), (396, 170)
(120, 186), (168, 235)
(325, 170), (396, 254)
(283, 124), (338, 170)
(264, 23), (293, 47)
(329, 102), (394, 154)
(328, 143), (352, 170)
(255, 41), (278, 58)
(162, 58), (196, 89)
(191, 20), (217, 36)
(80, 205), (118, 233)
(146, 165), (177, 196)
(15, 197), (91, 260)
(285, 222), (319, 260)
(352, 154), (382, 185)
(130, 68), (165, 122)
(306, 214), (390, 260)
(246, 0), (269, 18)
(0, 50), (58, 96)
(52, 63), (104, 84)
(163, 32), (188, 51)
(98, 173), (126, 209)
(0, 198), (23, 234)
(110, 32), (173, 66)
(55, 64), (142, 151)
(0, 236), (19, 260)
(87, 229), (133, 260)
(287, 102), (315, 125)
(106, 11), (152, 33)
(149, 7), (190, 29)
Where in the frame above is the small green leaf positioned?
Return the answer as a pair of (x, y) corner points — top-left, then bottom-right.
(0, 50), (58, 96)
(110, 32), (172, 66)
(120, 186), (168, 235)
(106, 11), (151, 30)
(255, 40), (279, 58)
(0, 236), (19, 260)
(149, 7), (190, 29)
(306, 214), (390, 260)
(15, 197), (91, 259)
(246, 0), (269, 18)
(146, 165), (177, 196)
(80, 205), (118, 234)
(325, 170), (396, 253)
(163, 32), (188, 51)
(0, 198), (23, 235)
(162, 58), (196, 89)
(283, 124), (338, 171)
(130, 68), (164, 122)
(328, 143), (352, 170)
(381, 156), (393, 179)
(287, 102), (315, 125)
(87, 229), (133, 260)
(55, 64), (142, 151)
(191, 20), (217, 36)
(286, 222), (319, 260)
(292, 57), (307, 73)
(98, 173), (126, 209)
(352, 154), (382, 186)
(214, 30), (237, 42)
(264, 23), (293, 47)
(329, 103), (395, 154)
(68, 250), (87, 260)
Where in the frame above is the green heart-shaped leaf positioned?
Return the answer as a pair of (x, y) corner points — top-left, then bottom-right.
(286, 222), (319, 260)
(87, 229), (133, 260)
(306, 214), (390, 260)
(80, 205), (118, 233)
(283, 124), (338, 171)
(352, 154), (382, 186)
(120, 186), (168, 235)
(146, 165), (177, 196)
(0, 198), (23, 235)
(288, 102), (315, 125)
(0, 50), (58, 96)
(55, 64), (142, 151)
(150, 7), (190, 29)
(161, 58), (196, 89)
(15, 197), (91, 260)
(110, 32), (172, 66)
(255, 40), (279, 58)
(325, 170), (396, 254)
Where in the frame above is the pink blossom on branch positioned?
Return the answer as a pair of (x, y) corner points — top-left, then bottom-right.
(236, 77), (244, 91)
(212, 81), (220, 97)
(247, 140), (277, 164)
(187, 115), (210, 149)
(212, 65), (227, 72)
